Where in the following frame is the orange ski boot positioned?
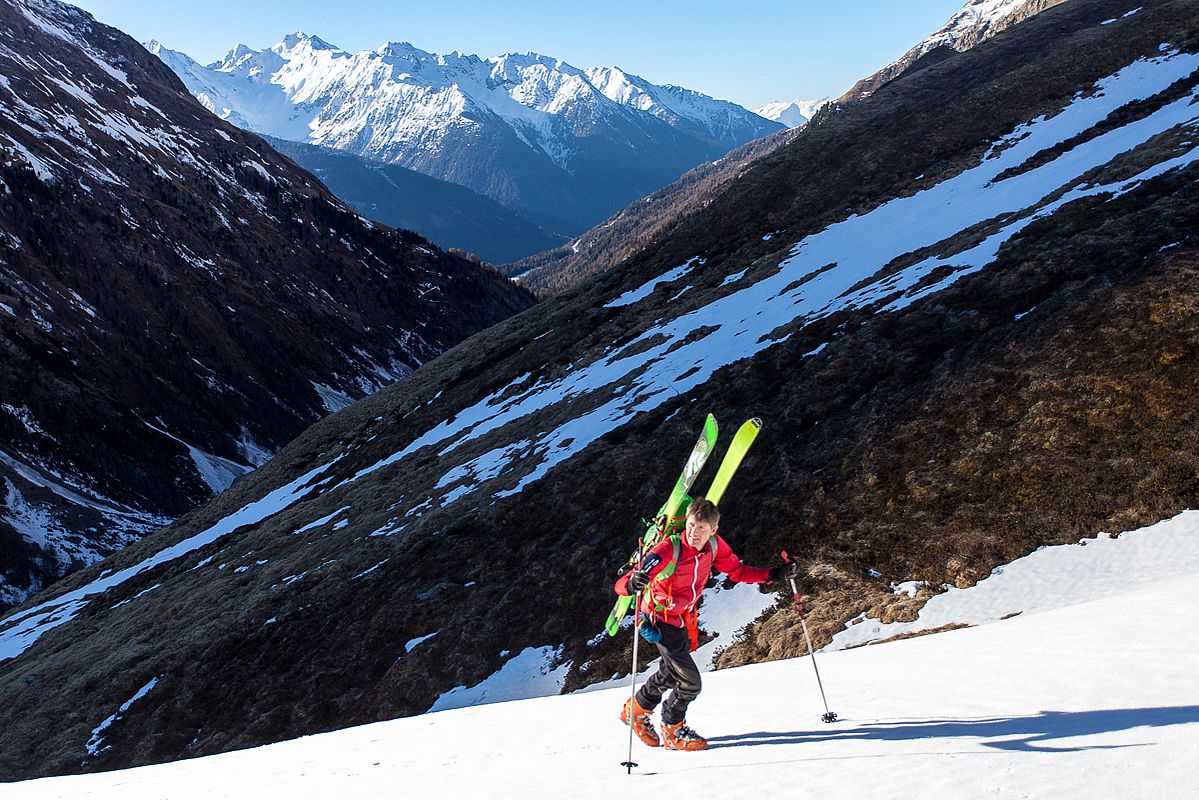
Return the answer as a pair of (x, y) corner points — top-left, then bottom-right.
(661, 720), (708, 751)
(620, 697), (660, 747)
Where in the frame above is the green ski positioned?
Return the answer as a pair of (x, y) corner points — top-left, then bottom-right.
(604, 413), (718, 635)
(703, 417), (762, 505)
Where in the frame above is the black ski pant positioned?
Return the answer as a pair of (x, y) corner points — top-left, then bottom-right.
(635, 620), (701, 725)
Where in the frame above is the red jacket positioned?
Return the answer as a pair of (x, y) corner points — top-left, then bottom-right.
(615, 534), (770, 627)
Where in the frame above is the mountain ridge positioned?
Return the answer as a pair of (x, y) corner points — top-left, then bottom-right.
(838, 0), (1069, 104)
(258, 135), (566, 263)
(150, 35), (783, 235)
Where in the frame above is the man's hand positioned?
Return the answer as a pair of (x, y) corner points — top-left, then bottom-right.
(768, 560), (799, 583)
(628, 570), (652, 592)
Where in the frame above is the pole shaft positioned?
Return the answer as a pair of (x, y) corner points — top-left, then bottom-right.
(791, 576), (833, 716)
(623, 589), (643, 774)
(800, 614), (832, 716)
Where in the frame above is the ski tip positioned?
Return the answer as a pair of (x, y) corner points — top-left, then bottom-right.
(750, 417), (763, 428)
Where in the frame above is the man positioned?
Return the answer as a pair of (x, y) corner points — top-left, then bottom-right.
(614, 497), (796, 751)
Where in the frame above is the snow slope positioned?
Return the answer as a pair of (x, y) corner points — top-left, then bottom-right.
(11, 513), (1197, 798)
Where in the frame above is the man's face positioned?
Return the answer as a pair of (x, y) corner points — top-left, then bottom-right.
(684, 515), (717, 549)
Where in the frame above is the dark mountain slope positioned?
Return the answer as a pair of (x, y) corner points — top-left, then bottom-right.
(260, 136), (565, 264)
(0, 0), (534, 609)
(506, 128), (793, 294)
(2, 0), (1198, 780)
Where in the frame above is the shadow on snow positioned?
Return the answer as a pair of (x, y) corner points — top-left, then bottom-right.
(707, 706), (1199, 753)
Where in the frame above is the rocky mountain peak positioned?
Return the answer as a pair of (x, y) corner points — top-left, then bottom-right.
(838, 0), (1067, 103)
(375, 40), (435, 63)
(275, 31), (340, 53)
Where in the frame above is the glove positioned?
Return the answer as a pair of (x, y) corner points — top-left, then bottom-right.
(768, 560), (799, 583)
(627, 569), (651, 592)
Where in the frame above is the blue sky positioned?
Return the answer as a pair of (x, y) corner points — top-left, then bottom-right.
(69, 0), (969, 109)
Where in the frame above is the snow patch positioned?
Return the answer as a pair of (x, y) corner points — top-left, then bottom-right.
(141, 418), (251, 495)
(353, 559), (388, 580)
(292, 506), (351, 535)
(828, 510), (1199, 650)
(85, 677), (159, 757)
(405, 631), (438, 652)
(312, 382), (355, 414)
(604, 258), (701, 308)
(1, 404), (46, 436)
(430, 645), (570, 712)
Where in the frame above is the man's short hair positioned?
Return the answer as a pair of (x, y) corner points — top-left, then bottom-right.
(686, 497), (720, 525)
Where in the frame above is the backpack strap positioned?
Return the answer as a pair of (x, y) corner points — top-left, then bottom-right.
(653, 535), (683, 581)
(648, 535), (683, 613)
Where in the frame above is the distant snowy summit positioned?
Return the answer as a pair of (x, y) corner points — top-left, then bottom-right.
(839, 0), (1064, 104)
(927, 0), (1038, 50)
(755, 98), (830, 128)
(148, 34), (783, 234)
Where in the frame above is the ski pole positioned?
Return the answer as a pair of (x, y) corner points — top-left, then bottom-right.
(782, 551), (837, 723)
(621, 585), (644, 773)
(621, 534), (652, 774)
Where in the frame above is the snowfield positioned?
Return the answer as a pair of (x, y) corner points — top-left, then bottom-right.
(7, 513), (1197, 799)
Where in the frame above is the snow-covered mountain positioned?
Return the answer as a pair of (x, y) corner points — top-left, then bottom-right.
(926, 0), (1048, 49)
(148, 37), (784, 235)
(14, 513), (1199, 798)
(4, 0), (1199, 782)
(0, 0), (533, 609)
(755, 98), (830, 128)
